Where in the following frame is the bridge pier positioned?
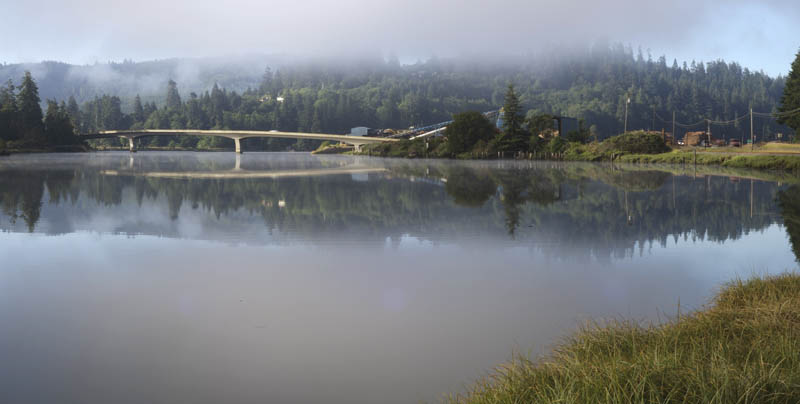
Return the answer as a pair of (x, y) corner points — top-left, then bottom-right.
(127, 137), (136, 153)
(234, 138), (242, 154)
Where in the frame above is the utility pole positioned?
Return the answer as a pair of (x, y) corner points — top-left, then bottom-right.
(624, 97), (630, 134)
(750, 107), (754, 150)
(707, 119), (711, 146)
(672, 111), (676, 146)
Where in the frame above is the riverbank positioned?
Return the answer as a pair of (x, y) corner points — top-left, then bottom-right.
(447, 273), (800, 404)
(2, 144), (91, 154)
(357, 135), (800, 172)
(617, 151), (800, 171)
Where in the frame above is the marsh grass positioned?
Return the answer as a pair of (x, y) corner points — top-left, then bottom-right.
(447, 273), (800, 404)
(619, 151), (800, 171)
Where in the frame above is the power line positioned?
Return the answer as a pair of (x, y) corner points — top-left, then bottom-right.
(708, 113), (751, 126)
(674, 119), (708, 128)
(772, 106), (800, 116)
(752, 106), (800, 118)
(655, 111), (738, 128)
(648, 104), (800, 130)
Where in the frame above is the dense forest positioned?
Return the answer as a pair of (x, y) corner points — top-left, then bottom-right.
(0, 45), (792, 151)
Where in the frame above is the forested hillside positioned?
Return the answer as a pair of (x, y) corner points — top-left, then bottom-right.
(2, 45), (790, 150)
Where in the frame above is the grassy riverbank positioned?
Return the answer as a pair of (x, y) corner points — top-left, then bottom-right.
(618, 151), (800, 171)
(359, 133), (800, 172)
(447, 273), (800, 404)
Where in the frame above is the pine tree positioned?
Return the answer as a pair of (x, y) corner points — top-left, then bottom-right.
(66, 96), (81, 131)
(133, 94), (145, 123)
(0, 79), (15, 112)
(259, 67), (273, 95)
(501, 84), (526, 151)
(0, 79), (19, 141)
(165, 80), (182, 110)
(778, 49), (800, 135)
(44, 100), (77, 145)
(16, 71), (44, 138)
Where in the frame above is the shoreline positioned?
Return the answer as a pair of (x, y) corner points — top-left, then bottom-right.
(6, 144), (800, 174)
(354, 137), (800, 173)
(447, 273), (800, 404)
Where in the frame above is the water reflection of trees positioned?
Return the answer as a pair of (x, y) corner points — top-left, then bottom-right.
(0, 161), (794, 260)
(778, 186), (800, 261)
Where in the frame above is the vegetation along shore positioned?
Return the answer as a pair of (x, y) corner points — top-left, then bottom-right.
(358, 130), (800, 172)
(446, 273), (800, 404)
(2, 47), (799, 175)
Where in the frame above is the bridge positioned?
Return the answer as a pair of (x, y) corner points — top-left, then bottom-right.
(80, 129), (399, 153)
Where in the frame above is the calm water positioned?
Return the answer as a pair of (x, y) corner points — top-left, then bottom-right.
(1, 152), (798, 404)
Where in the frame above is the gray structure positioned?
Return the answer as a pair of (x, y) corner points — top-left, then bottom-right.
(350, 127), (369, 136)
(80, 129), (398, 153)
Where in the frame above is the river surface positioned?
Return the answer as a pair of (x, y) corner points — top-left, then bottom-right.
(1, 152), (798, 404)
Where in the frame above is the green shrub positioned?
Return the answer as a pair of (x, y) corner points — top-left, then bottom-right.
(602, 131), (671, 154)
(545, 136), (568, 154)
(445, 111), (495, 155)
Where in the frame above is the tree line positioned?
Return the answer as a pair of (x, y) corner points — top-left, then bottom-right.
(0, 72), (81, 149)
(2, 45), (796, 152)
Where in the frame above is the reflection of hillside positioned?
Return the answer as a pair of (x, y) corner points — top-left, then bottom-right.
(0, 155), (793, 260)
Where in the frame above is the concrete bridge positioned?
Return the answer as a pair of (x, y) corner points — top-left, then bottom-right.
(80, 129), (399, 153)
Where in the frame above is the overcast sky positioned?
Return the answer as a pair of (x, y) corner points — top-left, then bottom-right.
(1, 0), (798, 76)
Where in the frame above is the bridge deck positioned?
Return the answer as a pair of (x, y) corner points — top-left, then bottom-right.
(80, 129), (398, 145)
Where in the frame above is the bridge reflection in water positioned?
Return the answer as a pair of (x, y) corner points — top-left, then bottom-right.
(102, 161), (387, 179)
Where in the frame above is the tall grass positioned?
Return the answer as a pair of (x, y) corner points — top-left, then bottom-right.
(447, 273), (800, 404)
(620, 151), (800, 171)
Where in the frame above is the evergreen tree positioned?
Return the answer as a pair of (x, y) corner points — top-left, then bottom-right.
(101, 95), (124, 130)
(0, 79), (19, 141)
(165, 80), (182, 110)
(259, 67), (273, 95)
(0, 80), (15, 111)
(778, 48), (800, 135)
(501, 84), (526, 151)
(133, 94), (145, 123)
(44, 100), (77, 145)
(66, 96), (81, 132)
(143, 101), (157, 118)
(16, 71), (44, 138)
